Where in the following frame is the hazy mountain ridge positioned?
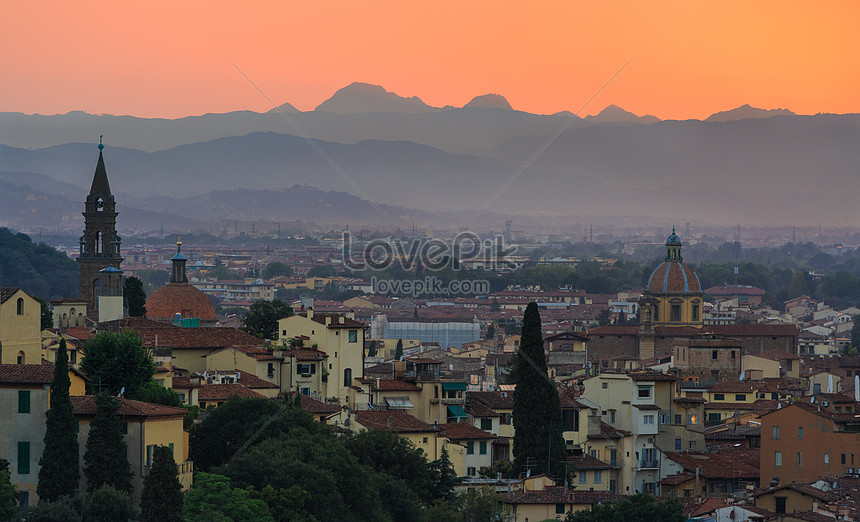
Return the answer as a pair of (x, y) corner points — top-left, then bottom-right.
(315, 82), (440, 114)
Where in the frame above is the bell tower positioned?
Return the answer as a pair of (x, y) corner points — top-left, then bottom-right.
(78, 137), (123, 314)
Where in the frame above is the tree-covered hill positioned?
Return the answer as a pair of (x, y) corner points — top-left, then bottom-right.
(0, 227), (78, 301)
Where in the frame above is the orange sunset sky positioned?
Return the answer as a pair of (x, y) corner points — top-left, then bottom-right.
(2, 1), (859, 120)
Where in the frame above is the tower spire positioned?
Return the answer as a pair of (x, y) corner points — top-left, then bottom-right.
(170, 236), (188, 283)
(89, 136), (112, 197)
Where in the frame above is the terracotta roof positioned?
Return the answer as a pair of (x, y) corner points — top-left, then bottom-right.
(647, 261), (702, 294)
(198, 370), (279, 389)
(464, 399), (500, 418)
(568, 453), (612, 470)
(355, 410), (439, 433)
(588, 421), (631, 440)
(753, 483), (838, 503)
(674, 397), (706, 404)
(198, 383), (266, 401)
(629, 371), (677, 381)
(146, 283), (216, 320)
(97, 318), (261, 350)
(468, 390), (514, 409)
(309, 313), (366, 329)
(634, 404), (661, 410)
(356, 378), (421, 392)
(283, 392), (341, 414)
(503, 487), (619, 506)
(660, 472), (695, 486)
(440, 422), (495, 440)
(64, 327), (96, 341)
(70, 395), (187, 418)
(50, 298), (88, 305)
(0, 287), (22, 304)
(664, 447), (760, 479)
(0, 362), (55, 384)
(285, 348), (328, 361)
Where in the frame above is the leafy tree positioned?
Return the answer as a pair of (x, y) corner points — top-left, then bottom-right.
(262, 262), (294, 279)
(133, 381), (198, 429)
(485, 324), (495, 340)
(140, 446), (183, 522)
(420, 500), (461, 522)
(851, 315), (860, 349)
(565, 493), (685, 521)
(38, 338), (79, 501)
(123, 276), (147, 317)
(83, 393), (133, 493)
(512, 303), (567, 481)
(367, 340), (378, 357)
(307, 265), (336, 278)
(246, 484), (318, 522)
(35, 297), (53, 330)
(429, 447), (460, 504)
(490, 298), (501, 312)
(0, 459), (18, 522)
(80, 329), (155, 397)
(394, 338), (404, 361)
(0, 228), (79, 301)
(788, 271), (814, 298)
(459, 486), (513, 522)
(82, 485), (137, 522)
(616, 310), (627, 325)
(241, 299), (293, 340)
(183, 473), (274, 522)
(596, 308), (612, 326)
(136, 268), (170, 295)
(17, 495), (81, 521)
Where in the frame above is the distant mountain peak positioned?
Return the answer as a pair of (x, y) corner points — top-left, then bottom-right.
(315, 82), (438, 114)
(585, 105), (660, 124)
(463, 94), (513, 111)
(266, 101), (300, 114)
(705, 104), (796, 122)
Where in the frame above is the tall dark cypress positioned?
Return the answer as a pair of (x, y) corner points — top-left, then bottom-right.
(38, 338), (80, 501)
(140, 446), (183, 522)
(83, 393), (133, 493)
(512, 302), (567, 480)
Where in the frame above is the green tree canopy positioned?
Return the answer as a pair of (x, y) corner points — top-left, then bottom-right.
(459, 486), (513, 522)
(80, 329), (155, 397)
(307, 265), (337, 278)
(0, 459), (18, 522)
(140, 446), (183, 522)
(565, 493), (685, 522)
(82, 485), (137, 522)
(38, 338), (79, 502)
(512, 303), (567, 481)
(367, 340), (378, 357)
(123, 276), (147, 317)
(183, 473), (274, 522)
(83, 393), (133, 493)
(485, 324), (495, 340)
(596, 308), (612, 326)
(0, 228), (79, 301)
(35, 297), (53, 330)
(262, 262), (294, 279)
(241, 299), (293, 340)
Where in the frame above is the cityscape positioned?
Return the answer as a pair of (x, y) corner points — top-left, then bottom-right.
(2, 2), (860, 521)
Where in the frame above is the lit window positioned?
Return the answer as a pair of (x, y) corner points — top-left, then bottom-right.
(687, 414), (698, 425)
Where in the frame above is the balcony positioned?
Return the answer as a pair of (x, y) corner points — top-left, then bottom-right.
(639, 460), (659, 470)
(441, 397), (464, 405)
(177, 460), (194, 491)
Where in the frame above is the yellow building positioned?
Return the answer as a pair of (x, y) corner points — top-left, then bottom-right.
(353, 410), (445, 460)
(72, 396), (194, 502)
(278, 311), (365, 404)
(639, 229), (704, 328)
(0, 288), (43, 365)
(503, 475), (619, 521)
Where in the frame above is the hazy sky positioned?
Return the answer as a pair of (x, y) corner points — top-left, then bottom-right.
(3, 1), (859, 119)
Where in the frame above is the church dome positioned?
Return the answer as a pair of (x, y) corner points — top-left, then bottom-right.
(146, 283), (216, 321)
(646, 227), (701, 294)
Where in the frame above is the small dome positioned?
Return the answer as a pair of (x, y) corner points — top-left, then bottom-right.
(647, 261), (701, 294)
(666, 226), (681, 245)
(146, 283), (215, 320)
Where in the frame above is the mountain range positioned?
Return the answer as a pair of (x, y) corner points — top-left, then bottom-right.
(1, 82), (858, 229)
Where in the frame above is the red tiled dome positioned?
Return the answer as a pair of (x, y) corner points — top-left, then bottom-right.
(146, 283), (216, 320)
(647, 261), (701, 294)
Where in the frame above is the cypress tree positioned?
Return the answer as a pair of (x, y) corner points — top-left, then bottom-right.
(394, 339), (404, 361)
(124, 276), (147, 317)
(140, 446), (183, 522)
(38, 338), (80, 501)
(512, 302), (567, 481)
(83, 393), (133, 493)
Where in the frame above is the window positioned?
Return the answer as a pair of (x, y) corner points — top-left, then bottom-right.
(731, 350), (736, 359)
(643, 415), (655, 425)
(772, 426), (780, 440)
(18, 390), (30, 414)
(296, 363), (316, 375)
(300, 386), (311, 396)
(466, 442), (474, 455)
(771, 392), (778, 400)
(146, 445), (156, 466)
(348, 330), (358, 343)
(481, 418), (492, 431)
(479, 441), (487, 455)
(267, 363), (275, 376)
(423, 437), (428, 444)
(17, 297), (24, 315)
(579, 472), (588, 484)
(610, 411), (616, 424)
(675, 439), (682, 450)
(610, 450), (617, 466)
(500, 412), (511, 425)
(595, 470), (602, 483)
(798, 427), (803, 439)
(671, 304), (681, 322)
(825, 452), (830, 464)
(602, 382), (608, 389)
(18, 491), (28, 507)
(17, 351), (24, 365)
(688, 440), (696, 450)
(735, 394), (746, 401)
(692, 305), (699, 321)
(814, 383), (821, 394)
(556, 503), (566, 514)
(708, 413), (721, 423)
(467, 467), (476, 476)
(797, 452), (803, 466)
(120, 422), (128, 435)
(775, 497), (786, 514)
(638, 386), (652, 399)
(687, 414), (698, 425)
(774, 451), (782, 466)
(842, 453), (847, 465)
(343, 368), (352, 386)
(713, 393), (725, 401)
(17, 442), (30, 474)
(712, 350), (718, 360)
(674, 414), (682, 425)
